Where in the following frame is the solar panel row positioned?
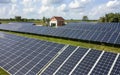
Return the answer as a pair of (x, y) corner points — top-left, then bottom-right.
(0, 32), (65, 75)
(41, 47), (120, 75)
(0, 32), (120, 75)
(0, 22), (120, 45)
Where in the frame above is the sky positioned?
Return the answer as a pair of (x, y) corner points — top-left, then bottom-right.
(0, 0), (120, 19)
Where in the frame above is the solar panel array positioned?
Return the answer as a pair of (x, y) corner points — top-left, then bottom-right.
(0, 32), (65, 75)
(0, 32), (120, 75)
(0, 22), (120, 45)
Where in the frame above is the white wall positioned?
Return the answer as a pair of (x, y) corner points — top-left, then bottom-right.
(50, 21), (57, 27)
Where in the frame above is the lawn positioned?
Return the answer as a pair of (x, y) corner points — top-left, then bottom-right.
(4, 31), (120, 53)
(0, 67), (10, 75)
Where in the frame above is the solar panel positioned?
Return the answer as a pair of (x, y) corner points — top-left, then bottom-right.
(0, 32), (65, 75)
(107, 32), (119, 44)
(71, 49), (102, 75)
(89, 31), (100, 41)
(110, 55), (120, 75)
(0, 22), (120, 45)
(41, 47), (119, 75)
(90, 52), (117, 75)
(53, 48), (88, 75)
(101, 31), (113, 43)
(115, 32), (120, 44)
(0, 32), (120, 75)
(41, 46), (77, 75)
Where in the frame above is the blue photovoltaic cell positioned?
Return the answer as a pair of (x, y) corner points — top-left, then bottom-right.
(101, 32), (113, 43)
(0, 32), (65, 75)
(110, 55), (120, 75)
(41, 46), (77, 75)
(90, 52), (117, 75)
(0, 32), (120, 75)
(84, 31), (94, 40)
(71, 49), (102, 75)
(0, 22), (120, 45)
(55, 48), (88, 75)
(95, 32), (107, 42)
(115, 33), (120, 44)
(90, 31), (100, 41)
(107, 32), (119, 44)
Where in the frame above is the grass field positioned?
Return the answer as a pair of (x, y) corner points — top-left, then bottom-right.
(0, 20), (82, 26)
(0, 67), (10, 75)
(4, 31), (120, 53)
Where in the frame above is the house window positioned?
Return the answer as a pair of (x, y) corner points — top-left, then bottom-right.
(51, 23), (56, 27)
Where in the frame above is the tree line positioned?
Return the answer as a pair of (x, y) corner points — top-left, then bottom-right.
(98, 13), (120, 22)
(0, 13), (120, 24)
(0, 16), (50, 26)
(0, 16), (41, 22)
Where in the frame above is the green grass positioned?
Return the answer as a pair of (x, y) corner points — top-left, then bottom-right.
(4, 31), (120, 53)
(0, 67), (10, 75)
(0, 20), (48, 26)
(0, 21), (11, 24)
(65, 20), (81, 23)
(30, 20), (47, 26)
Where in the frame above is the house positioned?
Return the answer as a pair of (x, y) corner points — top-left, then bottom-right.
(50, 16), (65, 27)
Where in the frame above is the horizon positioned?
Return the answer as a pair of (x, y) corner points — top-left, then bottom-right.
(0, 0), (120, 19)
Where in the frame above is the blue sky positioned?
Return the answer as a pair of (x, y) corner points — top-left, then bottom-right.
(0, 0), (120, 19)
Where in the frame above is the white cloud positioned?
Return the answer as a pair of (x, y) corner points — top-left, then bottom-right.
(0, 7), (6, 16)
(58, 4), (68, 12)
(88, 0), (120, 19)
(107, 0), (120, 9)
(38, 0), (68, 18)
(9, 4), (18, 16)
(22, 0), (33, 7)
(23, 8), (34, 14)
(38, 6), (49, 14)
(0, 5), (12, 18)
(69, 0), (81, 9)
(69, 0), (92, 9)
(0, 0), (119, 19)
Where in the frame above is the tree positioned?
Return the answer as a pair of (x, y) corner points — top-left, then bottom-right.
(46, 18), (50, 26)
(15, 16), (21, 21)
(99, 17), (105, 22)
(112, 17), (119, 22)
(22, 18), (28, 22)
(42, 16), (46, 23)
(98, 13), (120, 22)
(10, 18), (15, 21)
(82, 16), (88, 21)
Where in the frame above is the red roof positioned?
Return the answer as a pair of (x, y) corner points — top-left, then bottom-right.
(51, 16), (64, 21)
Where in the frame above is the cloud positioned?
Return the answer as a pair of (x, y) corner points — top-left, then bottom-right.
(58, 4), (69, 12)
(38, 0), (68, 17)
(0, 0), (11, 3)
(69, 0), (82, 9)
(0, 0), (119, 19)
(23, 8), (34, 13)
(0, 5), (12, 18)
(22, 0), (33, 7)
(107, 0), (120, 9)
(0, 7), (6, 15)
(88, 0), (120, 19)
(8, 4), (18, 16)
(38, 6), (49, 14)
(69, 0), (92, 9)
